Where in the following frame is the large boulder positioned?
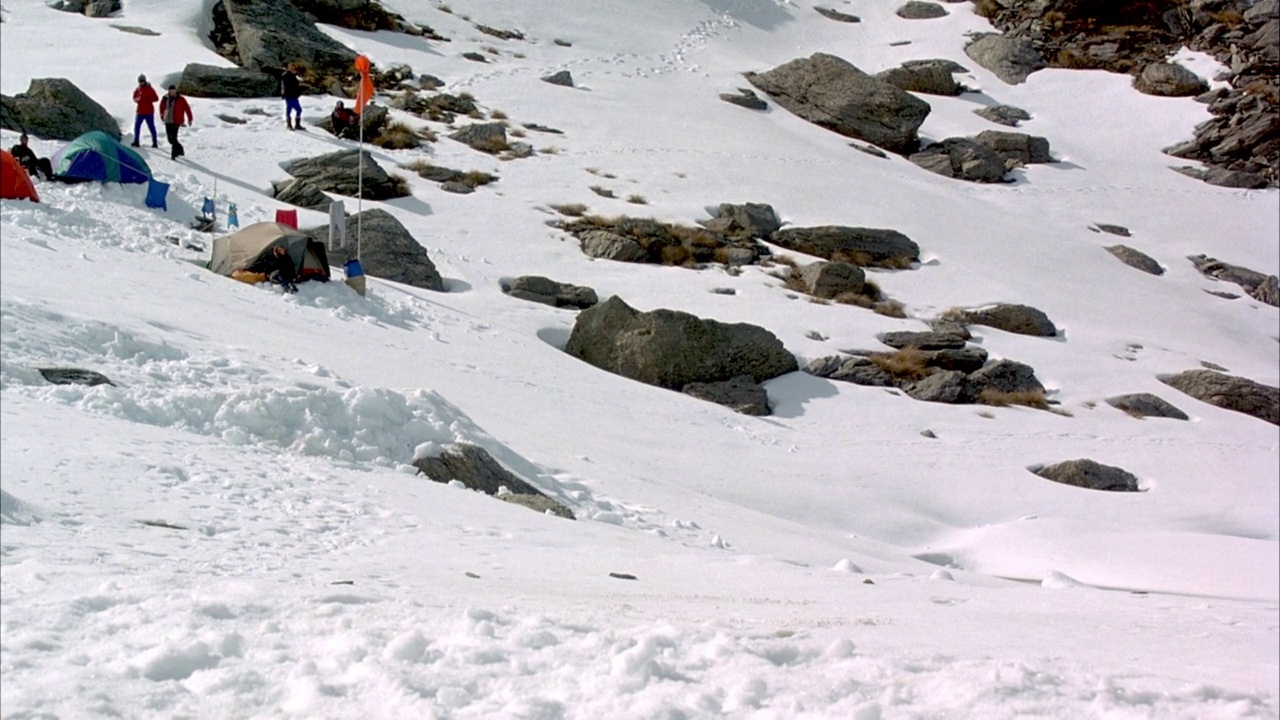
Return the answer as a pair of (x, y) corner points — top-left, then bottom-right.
(51, 0), (120, 16)
(875, 62), (963, 96)
(565, 296), (798, 390)
(449, 122), (508, 152)
(280, 149), (408, 201)
(909, 138), (1009, 183)
(708, 202), (781, 239)
(1106, 393), (1189, 420)
(805, 356), (897, 387)
(316, 103), (390, 139)
(579, 230), (648, 263)
(896, 2), (948, 20)
(771, 226), (919, 267)
(964, 34), (1046, 85)
(221, 0), (358, 73)
(952, 304), (1058, 337)
(414, 443), (574, 519)
(904, 370), (969, 403)
(1134, 63), (1208, 97)
(304, 209), (444, 291)
(682, 376), (772, 416)
(272, 178), (332, 211)
(967, 359), (1044, 396)
(878, 330), (966, 350)
(798, 261), (865, 299)
(1033, 460), (1141, 492)
(1159, 370), (1279, 425)
(0, 78), (120, 141)
(1188, 254), (1279, 307)
(975, 104), (1031, 127)
(744, 53), (932, 154)
(973, 130), (1053, 165)
(177, 63), (277, 98)
(503, 276), (598, 309)
(1105, 245), (1164, 275)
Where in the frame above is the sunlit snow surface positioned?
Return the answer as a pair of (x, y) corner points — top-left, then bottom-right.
(2, 0), (1277, 716)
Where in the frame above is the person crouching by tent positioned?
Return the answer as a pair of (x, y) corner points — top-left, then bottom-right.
(234, 245), (297, 291)
(159, 85), (193, 160)
(330, 101), (357, 140)
(9, 134), (53, 181)
(132, 74), (159, 148)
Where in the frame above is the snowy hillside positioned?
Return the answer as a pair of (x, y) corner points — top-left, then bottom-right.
(2, 0), (1278, 717)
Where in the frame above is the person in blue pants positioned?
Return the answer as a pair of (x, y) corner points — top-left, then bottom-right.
(132, 75), (159, 148)
(281, 64), (303, 131)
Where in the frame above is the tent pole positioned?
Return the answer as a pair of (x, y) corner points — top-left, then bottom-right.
(357, 111), (364, 264)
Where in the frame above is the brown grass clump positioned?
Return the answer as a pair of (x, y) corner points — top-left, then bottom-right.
(509, 127), (526, 138)
(1211, 8), (1244, 27)
(589, 185), (616, 198)
(414, 127), (439, 142)
(472, 136), (511, 154)
(400, 158), (434, 175)
(872, 300), (907, 318)
(373, 122), (422, 149)
(976, 389), (1050, 410)
(538, 146), (560, 154)
(627, 194), (648, 205)
(550, 203), (588, 217)
(460, 170), (498, 188)
(869, 347), (930, 381)
(389, 173), (412, 197)
(484, 46), (500, 56)
(660, 244), (692, 266)
(490, 109), (509, 120)
(782, 269), (808, 294)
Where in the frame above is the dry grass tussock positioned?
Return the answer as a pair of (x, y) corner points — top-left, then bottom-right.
(832, 249), (914, 270)
(833, 280), (906, 318)
(472, 136), (511, 154)
(538, 146), (560, 154)
(459, 170), (497, 188)
(373, 122), (421, 149)
(490, 109), (509, 120)
(589, 185), (616, 198)
(550, 203), (588, 217)
(400, 158), (434, 175)
(389, 173), (412, 197)
(627, 194), (648, 205)
(869, 347), (930, 381)
(976, 389), (1049, 410)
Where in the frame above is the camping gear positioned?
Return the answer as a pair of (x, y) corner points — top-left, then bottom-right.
(274, 208), (298, 229)
(145, 179), (169, 210)
(328, 200), (346, 248)
(0, 150), (40, 202)
(210, 222), (331, 285)
(51, 130), (151, 184)
(344, 259), (366, 297)
(227, 203), (239, 228)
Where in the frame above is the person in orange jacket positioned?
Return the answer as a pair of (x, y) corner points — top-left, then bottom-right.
(159, 85), (193, 160)
(131, 75), (159, 148)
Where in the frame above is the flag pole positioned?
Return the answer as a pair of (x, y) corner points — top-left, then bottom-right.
(357, 109), (363, 263)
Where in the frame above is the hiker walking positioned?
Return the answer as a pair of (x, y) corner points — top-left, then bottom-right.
(281, 63), (303, 131)
(131, 74), (159, 148)
(9, 133), (54, 181)
(159, 85), (193, 160)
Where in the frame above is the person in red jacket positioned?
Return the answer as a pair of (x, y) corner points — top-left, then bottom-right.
(131, 75), (159, 148)
(159, 85), (193, 160)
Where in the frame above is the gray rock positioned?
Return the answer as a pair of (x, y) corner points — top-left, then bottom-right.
(177, 63), (277, 98)
(1105, 245), (1164, 275)
(902, 58), (968, 73)
(927, 319), (971, 340)
(815, 7), (860, 22)
(111, 24), (161, 36)
(964, 34), (1046, 85)
(909, 138), (1008, 183)
(1093, 223), (1131, 236)
(565, 296), (798, 390)
(440, 181), (474, 194)
(222, 0), (357, 73)
(771, 226), (920, 267)
(905, 370), (969, 403)
(682, 375), (772, 415)
(967, 359), (1044, 396)
(1202, 166), (1270, 189)
(1244, 0), (1278, 25)
(1134, 63), (1209, 97)
(37, 367), (114, 386)
(974, 104), (1031, 127)
(414, 443), (574, 519)
(921, 346), (988, 373)
(499, 493), (576, 519)
(215, 113), (248, 124)
(955, 304), (1057, 336)
(745, 53), (932, 154)
(830, 358), (898, 386)
(897, 2), (948, 19)
(799, 261), (865, 299)
(1160, 370), (1280, 425)
(1106, 393), (1189, 420)
(53, 0), (120, 16)
(304, 209), (445, 291)
(280, 149), (409, 201)
(719, 89), (769, 111)
(541, 70), (574, 87)
(850, 142), (889, 158)
(505, 276), (598, 309)
(875, 64), (963, 96)
(1034, 459), (1141, 492)
(273, 178), (332, 211)
(0, 78), (121, 141)
(579, 230), (649, 263)
(449, 122), (508, 152)
(1188, 254), (1278, 305)
(804, 355), (847, 378)
(506, 141), (534, 159)
(878, 330), (967, 350)
(710, 202), (781, 238)
(973, 130), (1053, 164)
(1252, 275), (1279, 306)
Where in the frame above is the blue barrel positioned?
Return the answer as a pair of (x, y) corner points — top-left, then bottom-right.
(344, 259), (364, 278)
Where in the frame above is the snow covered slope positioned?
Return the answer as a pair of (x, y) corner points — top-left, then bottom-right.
(2, 0), (1277, 716)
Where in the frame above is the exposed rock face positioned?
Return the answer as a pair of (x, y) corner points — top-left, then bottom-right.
(565, 296), (798, 391)
(1106, 393), (1189, 420)
(51, 0), (120, 17)
(280, 149), (409, 201)
(919, 346), (989, 373)
(875, 62), (963, 96)
(806, 357), (897, 386)
(719, 88), (768, 111)
(561, 216), (767, 267)
(896, 2), (948, 20)
(286, 0), (416, 34)
(909, 138), (1008, 183)
(973, 130), (1053, 165)
(1134, 62), (1208, 97)
(304, 209), (444, 291)
(974, 104), (1031, 127)
(682, 376), (772, 415)
(799, 261), (865, 299)
(221, 0), (358, 72)
(706, 203), (781, 239)
(414, 443), (574, 519)
(964, 34), (1046, 85)
(272, 178), (332, 211)
(541, 70), (574, 87)
(0, 78), (120, 141)
(771, 226), (920, 267)
(905, 370), (969, 403)
(1105, 245), (1163, 275)
(1160, 370), (1280, 425)
(878, 330), (966, 350)
(815, 7), (859, 22)
(449, 122), (508, 152)
(579, 230), (648, 263)
(951, 304), (1058, 337)
(37, 368), (115, 386)
(1188, 254), (1279, 307)
(503, 276), (598, 309)
(744, 53), (932, 154)
(967, 359), (1045, 396)
(177, 63), (277, 98)
(1034, 460), (1141, 492)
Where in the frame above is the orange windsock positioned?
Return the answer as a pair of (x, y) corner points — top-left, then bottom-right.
(354, 55), (374, 115)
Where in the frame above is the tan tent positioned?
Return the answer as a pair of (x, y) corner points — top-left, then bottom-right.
(209, 222), (331, 283)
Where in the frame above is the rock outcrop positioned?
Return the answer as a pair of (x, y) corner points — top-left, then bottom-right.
(1160, 370), (1280, 425)
(279, 149), (409, 201)
(303, 209), (444, 291)
(964, 34), (1046, 85)
(771, 226), (919, 268)
(414, 443), (574, 519)
(1105, 245), (1164, 275)
(682, 376), (772, 416)
(896, 2), (947, 20)
(220, 0), (358, 73)
(177, 63), (277, 98)
(1188, 254), (1279, 306)
(875, 60), (964, 96)
(0, 78), (120, 141)
(947, 304), (1058, 337)
(1134, 62), (1208, 97)
(909, 138), (1009, 183)
(503, 276), (598, 309)
(1033, 459), (1142, 492)
(1106, 393), (1189, 420)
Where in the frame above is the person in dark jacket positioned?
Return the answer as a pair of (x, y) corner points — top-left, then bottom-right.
(9, 133), (54, 181)
(159, 85), (194, 160)
(281, 63), (303, 131)
(132, 74), (159, 148)
(243, 245), (297, 289)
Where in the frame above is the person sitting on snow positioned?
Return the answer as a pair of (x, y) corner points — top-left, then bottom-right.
(235, 245), (297, 291)
(10, 134), (54, 181)
(330, 101), (358, 140)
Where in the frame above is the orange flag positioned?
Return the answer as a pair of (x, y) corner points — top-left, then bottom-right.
(354, 55), (374, 115)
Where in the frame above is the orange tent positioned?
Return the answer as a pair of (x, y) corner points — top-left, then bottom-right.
(1, 150), (40, 202)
